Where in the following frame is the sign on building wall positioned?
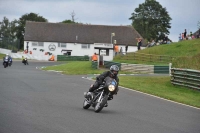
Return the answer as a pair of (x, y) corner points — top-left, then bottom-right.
(94, 43), (113, 48)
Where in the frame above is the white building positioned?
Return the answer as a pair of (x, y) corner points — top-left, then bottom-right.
(24, 21), (144, 61)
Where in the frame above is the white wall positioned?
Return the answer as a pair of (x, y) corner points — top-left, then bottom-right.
(23, 41), (146, 61)
(0, 48), (50, 61)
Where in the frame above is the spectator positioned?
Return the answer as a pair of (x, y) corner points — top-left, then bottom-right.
(136, 38), (142, 50)
(167, 40), (171, 44)
(188, 35), (192, 40)
(92, 52), (98, 61)
(125, 44), (128, 54)
(150, 40), (156, 47)
(182, 33), (185, 40)
(114, 45), (119, 55)
(198, 28), (200, 38)
(120, 47), (123, 55)
(179, 34), (182, 41)
(184, 29), (187, 39)
(192, 35), (195, 39)
(163, 35), (168, 44)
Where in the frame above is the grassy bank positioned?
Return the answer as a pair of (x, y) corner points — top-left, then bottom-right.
(114, 39), (200, 70)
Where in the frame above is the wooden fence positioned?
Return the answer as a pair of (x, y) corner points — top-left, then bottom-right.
(118, 52), (175, 63)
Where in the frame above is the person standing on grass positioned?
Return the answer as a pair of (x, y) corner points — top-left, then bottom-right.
(136, 38), (142, 50)
(125, 44), (128, 54)
(184, 29), (187, 40)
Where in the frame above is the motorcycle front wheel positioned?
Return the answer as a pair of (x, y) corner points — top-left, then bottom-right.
(94, 95), (108, 113)
(4, 63), (7, 68)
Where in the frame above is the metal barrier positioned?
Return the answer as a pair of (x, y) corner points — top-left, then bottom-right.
(171, 68), (200, 90)
(91, 61), (98, 69)
(104, 61), (121, 70)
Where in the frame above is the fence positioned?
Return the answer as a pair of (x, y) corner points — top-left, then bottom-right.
(117, 52), (175, 63)
(91, 61), (98, 69)
(103, 61), (169, 74)
(104, 61), (121, 70)
(171, 68), (200, 90)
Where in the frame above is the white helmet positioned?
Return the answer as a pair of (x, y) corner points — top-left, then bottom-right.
(6, 54), (9, 56)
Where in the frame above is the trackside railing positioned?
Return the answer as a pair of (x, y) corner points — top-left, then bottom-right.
(170, 68), (200, 90)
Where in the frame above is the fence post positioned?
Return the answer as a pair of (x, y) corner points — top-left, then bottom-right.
(169, 63), (172, 76)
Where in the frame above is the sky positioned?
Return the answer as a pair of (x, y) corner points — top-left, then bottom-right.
(0, 0), (199, 42)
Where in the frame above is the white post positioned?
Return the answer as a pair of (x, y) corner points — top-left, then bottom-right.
(169, 63), (172, 76)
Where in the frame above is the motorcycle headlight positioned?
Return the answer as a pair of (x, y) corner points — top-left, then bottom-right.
(108, 85), (115, 92)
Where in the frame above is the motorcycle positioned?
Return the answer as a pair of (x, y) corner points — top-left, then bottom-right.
(8, 58), (12, 67)
(3, 56), (9, 68)
(83, 76), (117, 113)
(22, 58), (28, 65)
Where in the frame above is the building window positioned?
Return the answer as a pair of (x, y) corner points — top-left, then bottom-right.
(82, 44), (90, 49)
(58, 43), (66, 48)
(32, 42), (38, 46)
(32, 42), (44, 47)
(38, 42), (44, 47)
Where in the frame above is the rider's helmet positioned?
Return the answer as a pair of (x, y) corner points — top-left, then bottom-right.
(110, 65), (119, 77)
(6, 54), (9, 56)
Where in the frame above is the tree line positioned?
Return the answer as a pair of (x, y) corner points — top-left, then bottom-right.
(0, 0), (172, 50)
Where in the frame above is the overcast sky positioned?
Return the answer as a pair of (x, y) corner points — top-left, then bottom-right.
(0, 0), (199, 42)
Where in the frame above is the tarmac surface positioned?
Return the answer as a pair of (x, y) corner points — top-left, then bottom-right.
(0, 60), (199, 133)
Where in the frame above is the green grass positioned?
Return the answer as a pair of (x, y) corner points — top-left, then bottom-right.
(0, 53), (5, 59)
(43, 61), (105, 75)
(119, 76), (200, 108)
(138, 39), (200, 57)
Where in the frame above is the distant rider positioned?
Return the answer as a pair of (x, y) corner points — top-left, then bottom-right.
(22, 56), (29, 65)
(3, 54), (11, 65)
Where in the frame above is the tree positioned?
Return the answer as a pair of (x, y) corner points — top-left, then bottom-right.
(129, 0), (172, 41)
(16, 12), (48, 49)
(61, 20), (76, 24)
(61, 11), (78, 24)
(0, 17), (18, 49)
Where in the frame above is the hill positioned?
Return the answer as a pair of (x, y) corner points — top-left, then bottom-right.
(114, 39), (200, 70)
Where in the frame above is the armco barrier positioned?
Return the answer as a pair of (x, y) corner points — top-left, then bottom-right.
(104, 61), (121, 70)
(57, 55), (89, 61)
(154, 66), (169, 74)
(121, 63), (154, 73)
(171, 68), (200, 90)
(121, 63), (169, 74)
(91, 61), (98, 69)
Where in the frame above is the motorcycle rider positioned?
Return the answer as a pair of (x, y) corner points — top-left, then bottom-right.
(3, 54), (10, 65)
(22, 56), (29, 65)
(8, 55), (12, 66)
(85, 65), (120, 106)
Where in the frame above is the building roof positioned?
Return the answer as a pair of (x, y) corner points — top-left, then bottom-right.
(24, 21), (143, 46)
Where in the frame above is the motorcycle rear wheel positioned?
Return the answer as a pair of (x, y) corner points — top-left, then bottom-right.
(4, 64), (7, 68)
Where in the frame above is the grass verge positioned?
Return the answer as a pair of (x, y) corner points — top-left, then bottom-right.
(119, 76), (200, 108)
